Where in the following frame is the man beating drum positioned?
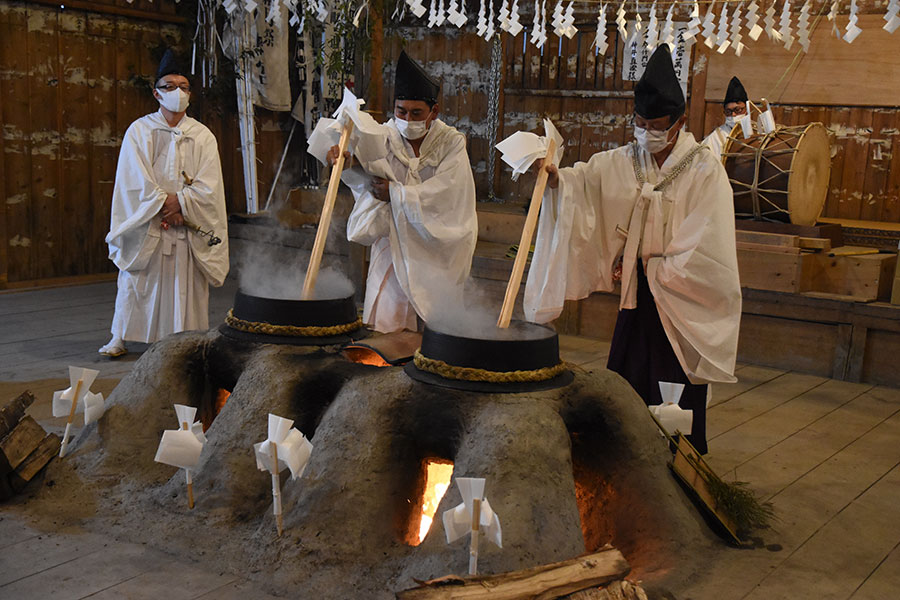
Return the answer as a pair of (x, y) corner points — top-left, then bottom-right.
(703, 76), (749, 160)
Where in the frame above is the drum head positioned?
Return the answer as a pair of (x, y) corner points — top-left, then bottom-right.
(787, 122), (831, 226)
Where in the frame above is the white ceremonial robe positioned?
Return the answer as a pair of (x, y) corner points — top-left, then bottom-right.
(702, 123), (732, 161)
(524, 130), (742, 384)
(106, 110), (229, 343)
(343, 119), (478, 333)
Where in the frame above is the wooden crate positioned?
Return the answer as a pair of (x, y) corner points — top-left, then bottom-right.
(737, 249), (816, 293)
(805, 252), (898, 302)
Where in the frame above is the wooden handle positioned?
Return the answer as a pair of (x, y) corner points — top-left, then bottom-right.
(469, 497), (482, 576)
(66, 379), (84, 425)
(303, 120), (355, 300)
(272, 443), (283, 536)
(497, 138), (557, 328)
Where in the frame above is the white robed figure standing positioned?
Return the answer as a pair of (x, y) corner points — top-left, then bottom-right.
(100, 50), (229, 356)
(525, 46), (742, 454)
(702, 76), (750, 159)
(329, 51), (478, 333)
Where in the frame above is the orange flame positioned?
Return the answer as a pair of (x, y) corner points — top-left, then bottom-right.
(416, 460), (454, 545)
(343, 348), (391, 367)
(216, 389), (231, 414)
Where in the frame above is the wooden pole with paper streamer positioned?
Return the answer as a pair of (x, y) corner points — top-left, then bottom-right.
(494, 118), (564, 328)
(254, 413), (313, 537)
(442, 477), (502, 576)
(304, 86), (388, 300)
(303, 119), (354, 300)
(154, 404), (207, 509)
(52, 366), (105, 458)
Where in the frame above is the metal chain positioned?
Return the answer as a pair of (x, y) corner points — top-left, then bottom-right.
(486, 36), (503, 202)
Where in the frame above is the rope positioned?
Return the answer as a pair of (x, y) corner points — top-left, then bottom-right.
(225, 309), (362, 337)
(413, 350), (568, 383)
(631, 141), (707, 191)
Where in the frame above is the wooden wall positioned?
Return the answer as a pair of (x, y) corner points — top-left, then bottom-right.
(692, 11), (900, 225)
(0, 0), (287, 287)
(3, 0), (898, 286)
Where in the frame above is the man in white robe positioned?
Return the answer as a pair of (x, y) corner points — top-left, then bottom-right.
(99, 50), (229, 356)
(329, 51), (478, 333)
(702, 76), (749, 160)
(525, 47), (742, 453)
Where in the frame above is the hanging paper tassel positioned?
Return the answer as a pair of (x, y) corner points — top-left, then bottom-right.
(780, 0), (794, 50)
(730, 2), (745, 56)
(594, 3), (609, 54)
(746, 0), (763, 41)
(447, 0), (467, 26)
(428, 0), (438, 26)
(508, 0), (523, 34)
(645, 1), (659, 51)
(551, 0), (564, 36)
(797, 0), (811, 52)
(716, 4), (731, 53)
(486, 0), (495, 40)
(616, 0), (627, 39)
(885, 0), (900, 33)
(764, 1), (783, 41)
(562, 1), (576, 38)
(407, 0), (427, 19)
(530, 0), (547, 47)
(498, 0), (511, 30)
(539, 0), (548, 47)
(661, 4), (675, 47)
(702, 0), (717, 48)
(476, 0), (487, 35)
(827, 0), (840, 37)
(844, 0), (861, 42)
(266, 0), (283, 26)
(684, 0), (701, 42)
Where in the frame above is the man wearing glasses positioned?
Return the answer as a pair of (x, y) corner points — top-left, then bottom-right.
(525, 46), (741, 454)
(99, 49), (229, 357)
(703, 76), (749, 160)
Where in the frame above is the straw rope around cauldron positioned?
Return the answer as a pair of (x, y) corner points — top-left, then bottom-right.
(413, 350), (568, 384)
(226, 309), (362, 337)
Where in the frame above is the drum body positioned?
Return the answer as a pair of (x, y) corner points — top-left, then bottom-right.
(722, 122), (831, 226)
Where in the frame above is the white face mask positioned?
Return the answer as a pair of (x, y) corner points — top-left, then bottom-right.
(634, 125), (674, 154)
(158, 88), (190, 113)
(724, 116), (736, 129)
(395, 117), (429, 140)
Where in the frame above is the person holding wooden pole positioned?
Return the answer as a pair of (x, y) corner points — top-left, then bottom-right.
(525, 47), (742, 454)
(99, 49), (229, 357)
(326, 51), (478, 333)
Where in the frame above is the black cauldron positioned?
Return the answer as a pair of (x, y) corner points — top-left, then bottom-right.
(404, 322), (573, 393)
(220, 290), (365, 345)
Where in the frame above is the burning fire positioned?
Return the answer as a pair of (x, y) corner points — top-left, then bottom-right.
(202, 389), (231, 432)
(343, 348), (391, 367)
(416, 460), (454, 544)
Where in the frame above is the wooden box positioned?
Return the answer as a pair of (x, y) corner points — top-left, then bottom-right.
(806, 253), (898, 302)
(737, 248), (816, 293)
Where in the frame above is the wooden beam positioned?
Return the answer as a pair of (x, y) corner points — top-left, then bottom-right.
(688, 43), (709, 136)
(22, 0), (187, 24)
(395, 548), (630, 600)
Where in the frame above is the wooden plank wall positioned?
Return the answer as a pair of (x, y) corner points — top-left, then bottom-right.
(498, 23), (634, 203)
(3, 0), (898, 286)
(0, 0), (287, 286)
(693, 6), (900, 225)
(382, 27), (495, 198)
